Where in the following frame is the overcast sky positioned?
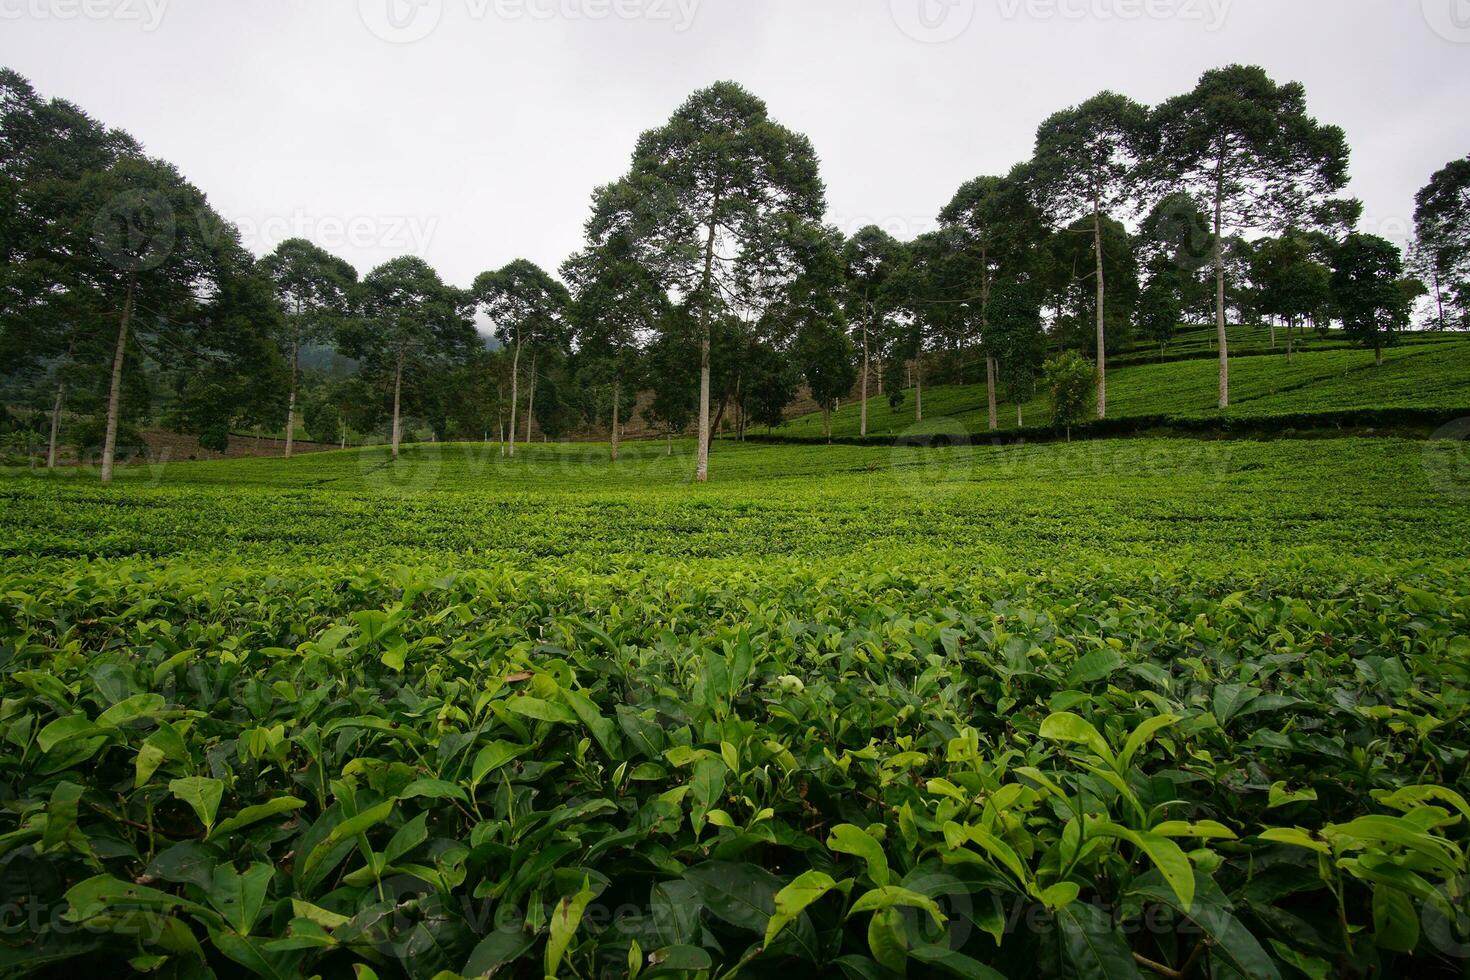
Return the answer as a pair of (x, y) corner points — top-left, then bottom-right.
(4, 0), (1467, 290)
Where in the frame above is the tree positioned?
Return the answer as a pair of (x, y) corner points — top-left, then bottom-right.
(347, 256), (474, 458)
(1030, 93), (1147, 420)
(563, 233), (665, 460)
(1042, 350), (1097, 441)
(939, 166), (1048, 430)
(986, 277), (1047, 427)
(588, 82), (825, 482)
(641, 311), (699, 453)
(258, 239), (356, 459)
(1332, 233), (1414, 366)
(842, 225), (906, 437)
(1, 70), (143, 469)
(734, 339), (799, 436)
(165, 256), (289, 453)
(1413, 155), (1470, 331)
(57, 156), (256, 482)
(1047, 215), (1139, 357)
(471, 259), (569, 458)
(1249, 235), (1331, 360)
(1148, 65), (1351, 408)
(1136, 272), (1183, 358)
(898, 228), (971, 422)
(790, 264), (855, 445)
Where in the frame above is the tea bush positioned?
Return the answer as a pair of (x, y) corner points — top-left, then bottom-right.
(2, 438), (1469, 978)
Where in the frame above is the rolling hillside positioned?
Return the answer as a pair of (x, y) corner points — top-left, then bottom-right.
(769, 334), (1470, 441)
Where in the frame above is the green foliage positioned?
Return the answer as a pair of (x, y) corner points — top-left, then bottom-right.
(3, 436), (1470, 976)
(1042, 350), (1097, 434)
(1333, 233), (1415, 359)
(302, 396), (342, 445)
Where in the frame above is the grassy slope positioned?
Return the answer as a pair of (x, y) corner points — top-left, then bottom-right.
(770, 335), (1470, 440)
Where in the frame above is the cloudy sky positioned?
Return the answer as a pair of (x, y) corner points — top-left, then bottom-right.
(4, 0), (1466, 289)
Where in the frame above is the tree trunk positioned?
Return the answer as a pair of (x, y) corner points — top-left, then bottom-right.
(1213, 164), (1230, 409)
(391, 352), (404, 458)
(508, 339), (521, 458)
(667, 432), (673, 457)
(986, 356), (999, 432)
(285, 336), (299, 459)
(915, 357), (924, 423)
(611, 379), (620, 462)
(711, 392), (728, 440)
(860, 317), (870, 438)
(876, 359), (883, 397)
(1375, 345), (1384, 367)
(47, 379), (65, 470)
(696, 208), (719, 484)
(1269, 322), (1276, 350)
(1017, 404), (1023, 429)
(525, 351), (537, 445)
(823, 407), (831, 444)
(100, 277), (136, 484)
(1093, 210), (1107, 420)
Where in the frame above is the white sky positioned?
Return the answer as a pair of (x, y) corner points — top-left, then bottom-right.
(4, 0), (1467, 290)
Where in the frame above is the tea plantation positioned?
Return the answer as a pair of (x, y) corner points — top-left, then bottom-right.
(3, 437), (1470, 978)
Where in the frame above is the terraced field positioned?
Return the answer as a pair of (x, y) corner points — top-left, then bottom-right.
(2, 438), (1470, 978)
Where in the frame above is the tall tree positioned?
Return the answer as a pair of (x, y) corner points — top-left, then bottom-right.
(1148, 65), (1351, 408)
(1332, 233), (1414, 366)
(1412, 155), (1470, 331)
(1, 69), (143, 470)
(842, 226), (905, 438)
(471, 259), (570, 458)
(60, 156), (248, 482)
(1030, 93), (1147, 419)
(258, 239), (356, 459)
(1047, 215), (1140, 360)
(348, 256), (474, 458)
(587, 82), (825, 482)
(939, 167), (1048, 430)
(562, 233), (666, 461)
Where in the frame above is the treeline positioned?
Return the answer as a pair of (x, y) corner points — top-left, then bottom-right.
(2, 67), (1467, 480)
